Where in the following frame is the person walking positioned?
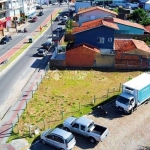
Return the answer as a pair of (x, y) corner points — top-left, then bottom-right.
(40, 26), (42, 32)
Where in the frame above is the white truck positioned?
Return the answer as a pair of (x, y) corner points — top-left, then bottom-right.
(116, 73), (150, 114)
(63, 116), (108, 143)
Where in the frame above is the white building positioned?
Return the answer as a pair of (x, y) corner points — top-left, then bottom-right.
(5, 0), (36, 25)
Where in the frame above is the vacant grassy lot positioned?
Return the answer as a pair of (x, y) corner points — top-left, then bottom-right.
(9, 70), (141, 143)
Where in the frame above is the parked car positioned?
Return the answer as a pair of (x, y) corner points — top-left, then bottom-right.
(38, 11), (44, 16)
(40, 128), (76, 150)
(37, 49), (48, 56)
(31, 16), (38, 22)
(0, 36), (12, 44)
(41, 40), (52, 50)
(58, 20), (67, 25)
(63, 116), (109, 143)
(56, 27), (63, 32)
(36, 5), (43, 9)
(62, 16), (68, 21)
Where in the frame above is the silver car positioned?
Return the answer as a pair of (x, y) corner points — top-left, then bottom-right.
(40, 128), (76, 150)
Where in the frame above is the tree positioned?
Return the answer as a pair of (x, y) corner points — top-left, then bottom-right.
(128, 8), (150, 26)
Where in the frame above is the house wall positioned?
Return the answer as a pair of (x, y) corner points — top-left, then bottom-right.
(78, 9), (116, 26)
(95, 54), (115, 67)
(75, 2), (91, 13)
(115, 23), (144, 35)
(66, 46), (97, 67)
(74, 26), (115, 49)
(127, 49), (150, 58)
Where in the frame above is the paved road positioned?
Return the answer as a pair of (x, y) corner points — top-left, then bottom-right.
(0, 7), (67, 119)
(0, 5), (69, 57)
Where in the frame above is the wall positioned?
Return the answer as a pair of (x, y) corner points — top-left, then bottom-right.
(95, 53), (115, 67)
(78, 9), (116, 26)
(115, 52), (150, 69)
(115, 23), (144, 34)
(66, 46), (97, 67)
(74, 26), (115, 49)
(75, 2), (91, 13)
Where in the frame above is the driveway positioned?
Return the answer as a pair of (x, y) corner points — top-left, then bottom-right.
(30, 101), (150, 150)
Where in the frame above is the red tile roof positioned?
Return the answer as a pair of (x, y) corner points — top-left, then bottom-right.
(73, 19), (119, 34)
(144, 25), (150, 32)
(114, 39), (150, 53)
(113, 18), (145, 30)
(77, 6), (118, 16)
(69, 43), (100, 53)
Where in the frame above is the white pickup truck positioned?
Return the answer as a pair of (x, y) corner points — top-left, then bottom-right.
(63, 116), (108, 143)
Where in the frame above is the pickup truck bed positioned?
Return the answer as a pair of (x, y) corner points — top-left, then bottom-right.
(92, 125), (107, 135)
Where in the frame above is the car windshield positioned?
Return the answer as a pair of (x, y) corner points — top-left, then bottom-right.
(39, 49), (44, 52)
(65, 134), (74, 144)
(117, 96), (130, 104)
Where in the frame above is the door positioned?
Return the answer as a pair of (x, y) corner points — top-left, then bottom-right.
(52, 135), (64, 149)
(72, 123), (80, 134)
(80, 125), (87, 137)
(45, 134), (54, 146)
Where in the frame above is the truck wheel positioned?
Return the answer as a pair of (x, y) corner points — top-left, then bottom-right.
(63, 127), (70, 132)
(89, 137), (96, 143)
(42, 139), (46, 144)
(129, 108), (133, 114)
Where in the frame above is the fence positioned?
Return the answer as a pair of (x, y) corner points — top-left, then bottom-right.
(11, 82), (122, 138)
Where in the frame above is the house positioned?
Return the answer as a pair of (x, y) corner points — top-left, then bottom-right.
(114, 39), (150, 69)
(72, 18), (119, 53)
(66, 43), (115, 68)
(113, 18), (146, 35)
(75, 6), (117, 26)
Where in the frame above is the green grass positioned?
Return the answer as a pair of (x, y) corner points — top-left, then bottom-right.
(7, 70), (142, 143)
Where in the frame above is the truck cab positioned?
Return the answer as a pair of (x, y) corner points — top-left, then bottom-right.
(63, 116), (108, 143)
(116, 92), (136, 114)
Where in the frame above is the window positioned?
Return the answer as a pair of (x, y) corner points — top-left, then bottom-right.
(46, 135), (54, 140)
(108, 37), (112, 42)
(72, 123), (79, 129)
(81, 125), (85, 131)
(97, 37), (105, 43)
(53, 136), (64, 143)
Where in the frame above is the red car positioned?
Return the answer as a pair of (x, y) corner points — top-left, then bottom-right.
(31, 16), (38, 22)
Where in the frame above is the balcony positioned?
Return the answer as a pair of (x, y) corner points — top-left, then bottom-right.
(0, 7), (7, 13)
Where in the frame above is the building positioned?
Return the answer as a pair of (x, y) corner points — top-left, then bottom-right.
(73, 18), (119, 53)
(114, 39), (150, 69)
(75, 6), (117, 26)
(113, 17), (146, 35)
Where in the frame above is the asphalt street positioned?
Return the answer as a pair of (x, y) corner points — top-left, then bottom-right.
(0, 6), (67, 119)
(0, 5), (69, 57)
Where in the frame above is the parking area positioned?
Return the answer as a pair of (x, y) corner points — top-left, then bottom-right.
(30, 101), (150, 150)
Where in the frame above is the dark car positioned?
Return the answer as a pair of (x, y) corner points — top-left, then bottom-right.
(41, 40), (52, 50)
(58, 20), (67, 25)
(0, 36), (12, 44)
(36, 6), (43, 10)
(38, 11), (44, 16)
(37, 49), (48, 56)
(31, 16), (38, 22)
